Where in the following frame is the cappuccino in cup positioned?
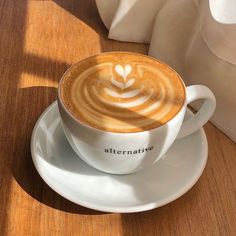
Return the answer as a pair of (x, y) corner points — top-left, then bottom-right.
(60, 53), (185, 133)
(58, 52), (216, 174)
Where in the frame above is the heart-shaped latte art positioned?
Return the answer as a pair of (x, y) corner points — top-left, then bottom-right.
(111, 64), (135, 90)
(102, 64), (153, 107)
(115, 64), (132, 78)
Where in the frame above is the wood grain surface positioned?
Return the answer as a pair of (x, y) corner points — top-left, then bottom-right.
(0, 0), (235, 235)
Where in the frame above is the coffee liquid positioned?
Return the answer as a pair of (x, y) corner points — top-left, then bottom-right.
(60, 52), (185, 133)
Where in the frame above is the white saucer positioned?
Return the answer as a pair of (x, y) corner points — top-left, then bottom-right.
(31, 102), (208, 213)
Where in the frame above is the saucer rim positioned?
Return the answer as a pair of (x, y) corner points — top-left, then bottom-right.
(31, 101), (208, 213)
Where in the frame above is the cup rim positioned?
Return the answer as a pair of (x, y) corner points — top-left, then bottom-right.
(58, 51), (187, 134)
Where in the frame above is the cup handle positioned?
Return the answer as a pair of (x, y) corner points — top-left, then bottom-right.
(177, 85), (216, 139)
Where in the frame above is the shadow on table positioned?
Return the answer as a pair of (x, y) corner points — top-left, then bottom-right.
(54, 0), (108, 37)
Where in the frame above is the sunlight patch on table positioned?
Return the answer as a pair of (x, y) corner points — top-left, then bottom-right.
(24, 1), (101, 63)
(18, 72), (58, 89)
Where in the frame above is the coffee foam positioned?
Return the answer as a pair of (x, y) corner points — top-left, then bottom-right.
(60, 53), (185, 133)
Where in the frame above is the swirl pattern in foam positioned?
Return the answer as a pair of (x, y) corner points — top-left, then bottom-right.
(60, 53), (185, 133)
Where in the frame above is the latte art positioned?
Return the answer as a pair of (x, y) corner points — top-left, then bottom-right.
(60, 53), (185, 132)
(93, 64), (157, 109)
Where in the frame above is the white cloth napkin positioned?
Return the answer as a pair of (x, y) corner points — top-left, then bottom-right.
(96, 0), (236, 142)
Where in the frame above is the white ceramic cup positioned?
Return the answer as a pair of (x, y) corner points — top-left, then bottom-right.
(58, 56), (216, 175)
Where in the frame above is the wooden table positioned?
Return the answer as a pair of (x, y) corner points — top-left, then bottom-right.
(0, 0), (235, 235)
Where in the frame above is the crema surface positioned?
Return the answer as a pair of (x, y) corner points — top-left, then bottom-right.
(60, 53), (185, 132)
